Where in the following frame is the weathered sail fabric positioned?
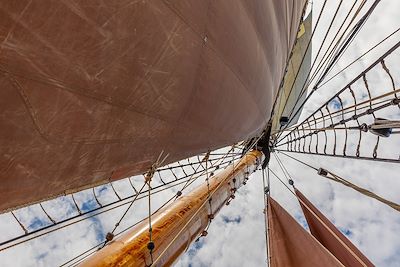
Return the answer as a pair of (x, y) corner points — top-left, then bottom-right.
(267, 196), (343, 267)
(295, 189), (374, 267)
(271, 11), (312, 131)
(0, 0), (306, 211)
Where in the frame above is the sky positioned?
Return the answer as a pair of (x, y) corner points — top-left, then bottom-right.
(1, 0), (400, 266)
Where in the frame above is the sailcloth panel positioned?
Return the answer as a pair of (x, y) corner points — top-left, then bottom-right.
(0, 0), (306, 211)
(268, 196), (343, 267)
(295, 189), (374, 267)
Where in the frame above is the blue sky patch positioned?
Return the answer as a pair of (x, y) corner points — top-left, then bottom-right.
(81, 199), (99, 212)
(28, 217), (50, 231)
(329, 99), (342, 110)
(89, 216), (106, 242)
(338, 226), (353, 237)
(221, 215), (241, 224)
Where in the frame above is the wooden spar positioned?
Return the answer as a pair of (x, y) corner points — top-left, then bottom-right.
(80, 150), (263, 267)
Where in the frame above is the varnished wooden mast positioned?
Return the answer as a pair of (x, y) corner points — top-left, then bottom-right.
(80, 150), (262, 266)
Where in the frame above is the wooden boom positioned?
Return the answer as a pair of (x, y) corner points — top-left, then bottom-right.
(80, 150), (262, 266)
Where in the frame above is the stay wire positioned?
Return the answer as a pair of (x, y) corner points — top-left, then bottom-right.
(272, 153), (292, 185)
(317, 25), (400, 89)
(276, 87), (400, 148)
(276, 0), (374, 141)
(276, 0), (345, 137)
(61, 155), (235, 267)
(110, 182), (147, 235)
(275, 38), (400, 146)
(307, 0), (364, 86)
(65, 147), (246, 267)
(306, 0), (368, 86)
(277, 151), (400, 212)
(313, 0), (382, 88)
(2, 164), (226, 253)
(177, 147), (239, 199)
(62, 188), (184, 267)
(280, 0), (361, 122)
(262, 168), (271, 267)
(2, 153), (240, 253)
(289, 92), (397, 132)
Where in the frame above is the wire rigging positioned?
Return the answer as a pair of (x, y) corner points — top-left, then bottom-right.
(262, 168), (271, 267)
(276, 0), (380, 139)
(0, 153), (241, 253)
(276, 0), (354, 135)
(58, 146), (247, 266)
(312, 0), (382, 88)
(276, 39), (400, 153)
(277, 151), (400, 212)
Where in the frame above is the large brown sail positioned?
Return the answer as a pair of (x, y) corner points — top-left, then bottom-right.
(295, 189), (374, 267)
(267, 196), (343, 267)
(0, 0), (306, 212)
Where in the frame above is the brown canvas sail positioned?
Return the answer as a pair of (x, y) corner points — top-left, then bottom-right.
(295, 189), (374, 267)
(267, 196), (343, 267)
(0, 0), (306, 212)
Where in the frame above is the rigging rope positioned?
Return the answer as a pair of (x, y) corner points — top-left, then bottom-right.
(323, 170), (400, 212)
(150, 136), (265, 266)
(317, 26), (400, 89)
(262, 168), (271, 267)
(0, 152), (240, 252)
(287, 89), (400, 132)
(104, 182), (147, 246)
(151, 158), (241, 266)
(277, 151), (400, 212)
(276, 0), (358, 136)
(276, 39), (400, 149)
(4, 1), (398, 265)
(276, 0), (379, 139)
(0, 158), (238, 252)
(274, 96), (396, 135)
(61, 191), (181, 267)
(58, 147), (245, 266)
(311, 0), (378, 87)
(301, 0), (369, 94)
(147, 172), (154, 265)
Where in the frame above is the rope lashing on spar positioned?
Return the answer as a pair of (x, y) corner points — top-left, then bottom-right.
(145, 151), (169, 266)
(205, 150), (214, 237)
